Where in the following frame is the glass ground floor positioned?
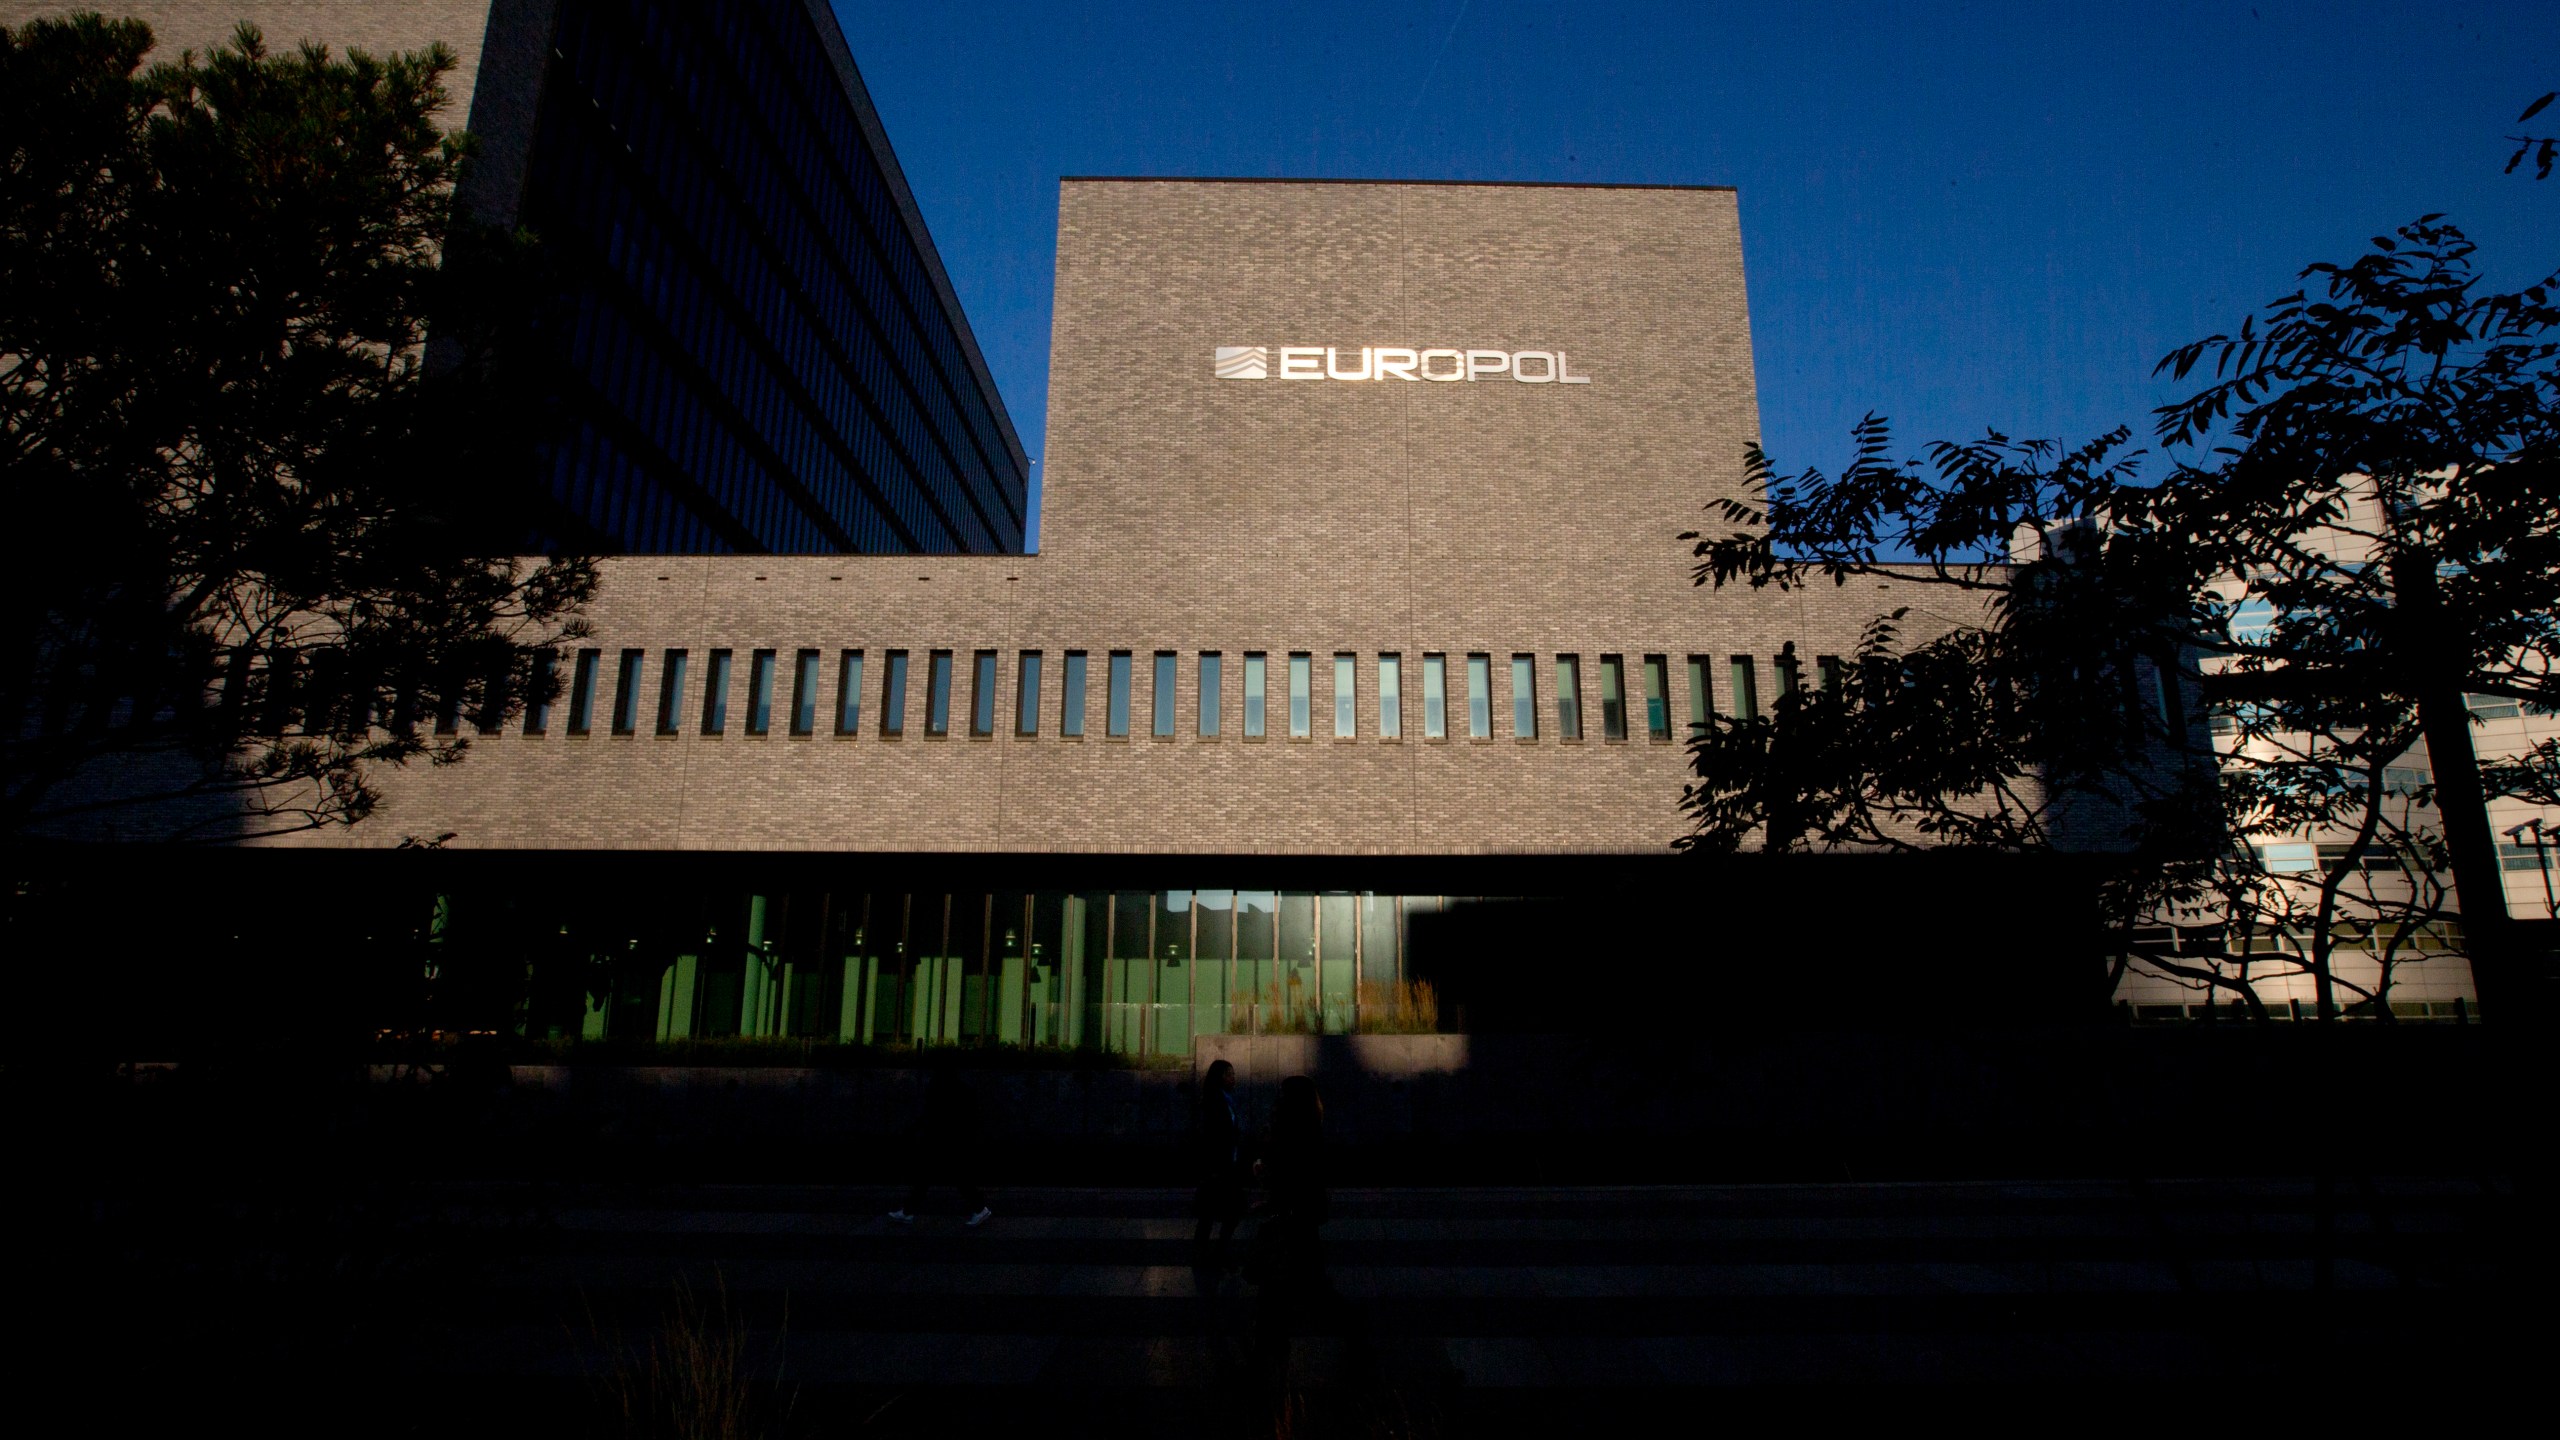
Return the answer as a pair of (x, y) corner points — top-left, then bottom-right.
(474, 888), (1445, 1056)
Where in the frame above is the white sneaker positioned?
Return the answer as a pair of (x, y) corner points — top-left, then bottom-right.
(965, 1206), (993, 1227)
(885, 1209), (916, 1225)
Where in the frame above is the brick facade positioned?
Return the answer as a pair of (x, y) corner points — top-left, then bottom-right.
(266, 179), (1937, 856)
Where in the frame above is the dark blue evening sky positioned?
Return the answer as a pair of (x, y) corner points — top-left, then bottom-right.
(833, 1), (2555, 547)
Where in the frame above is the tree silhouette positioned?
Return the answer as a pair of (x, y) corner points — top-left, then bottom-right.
(2, 15), (593, 843)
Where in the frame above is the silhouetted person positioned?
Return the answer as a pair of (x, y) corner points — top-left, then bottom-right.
(1193, 1059), (1246, 1268)
(1250, 1074), (1343, 1385)
(887, 1066), (990, 1226)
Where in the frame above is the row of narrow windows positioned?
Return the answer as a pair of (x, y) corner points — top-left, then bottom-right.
(493, 647), (1845, 743)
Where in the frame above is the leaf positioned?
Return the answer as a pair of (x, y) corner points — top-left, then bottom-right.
(2521, 91), (2556, 124)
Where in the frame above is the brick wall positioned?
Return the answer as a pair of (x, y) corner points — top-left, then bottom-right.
(257, 180), (1950, 856)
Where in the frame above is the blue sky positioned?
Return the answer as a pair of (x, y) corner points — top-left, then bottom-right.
(833, 1), (2556, 546)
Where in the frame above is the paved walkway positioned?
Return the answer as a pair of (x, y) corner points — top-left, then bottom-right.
(406, 1174), (2521, 1423)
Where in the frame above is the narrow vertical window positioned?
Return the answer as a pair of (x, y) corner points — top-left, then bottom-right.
(1060, 650), (1086, 736)
(1599, 655), (1627, 741)
(1378, 654), (1402, 739)
(700, 649), (730, 735)
(1106, 650), (1131, 737)
(1333, 654), (1356, 738)
(1642, 655), (1671, 741)
(1423, 654), (1448, 739)
(791, 648), (822, 736)
(1244, 652), (1267, 738)
(1775, 647), (1802, 702)
(971, 650), (997, 737)
(745, 649), (775, 735)
(567, 648), (602, 735)
(655, 650), (688, 735)
(1465, 654), (1492, 738)
(1817, 654), (1845, 693)
(1511, 655), (1538, 739)
(1729, 656), (1759, 719)
(1685, 656), (1711, 736)
(1288, 653), (1312, 738)
(879, 649), (908, 736)
(925, 649), (954, 736)
(835, 650), (864, 735)
(1015, 651), (1042, 736)
(1153, 651), (1176, 737)
(610, 649), (645, 735)
(524, 649), (557, 735)
(1556, 654), (1583, 740)
(1198, 652), (1222, 737)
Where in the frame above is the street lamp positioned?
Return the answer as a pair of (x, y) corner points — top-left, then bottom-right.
(2502, 818), (2559, 919)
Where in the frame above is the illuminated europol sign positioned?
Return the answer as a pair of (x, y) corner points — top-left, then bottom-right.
(1214, 345), (1591, 384)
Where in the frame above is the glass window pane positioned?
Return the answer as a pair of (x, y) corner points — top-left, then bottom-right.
(567, 648), (601, 735)
(1060, 650), (1086, 736)
(656, 650), (688, 736)
(1199, 653), (1222, 737)
(1244, 652), (1267, 738)
(1153, 651), (1176, 737)
(1511, 655), (1537, 738)
(1107, 651), (1131, 737)
(1360, 894), (1399, 987)
(1378, 654), (1402, 739)
(972, 650), (997, 736)
(1642, 655), (1670, 740)
(1195, 888), (1235, 960)
(793, 648), (822, 736)
(1423, 654), (1447, 739)
(1334, 654), (1356, 738)
(1555, 654), (1581, 740)
(926, 650), (953, 736)
(1237, 890), (1276, 961)
(746, 649), (775, 736)
(1015, 652), (1041, 736)
(1728, 656), (1759, 719)
(700, 649), (729, 735)
(1289, 653), (1311, 738)
(1818, 654), (1845, 693)
(523, 649), (555, 735)
(1685, 656), (1710, 736)
(837, 650), (864, 735)
(880, 649), (908, 736)
(1466, 654), (1491, 738)
(1775, 647), (1802, 701)
(1599, 654), (1626, 741)
(612, 649), (644, 735)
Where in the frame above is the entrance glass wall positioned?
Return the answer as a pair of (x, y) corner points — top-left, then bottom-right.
(538, 887), (1443, 1054)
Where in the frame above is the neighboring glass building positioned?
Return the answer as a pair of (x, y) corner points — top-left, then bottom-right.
(516, 0), (1029, 554)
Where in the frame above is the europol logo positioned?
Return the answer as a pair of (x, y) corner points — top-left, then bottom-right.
(1215, 345), (1591, 383)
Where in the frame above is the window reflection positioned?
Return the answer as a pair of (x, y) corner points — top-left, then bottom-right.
(1060, 650), (1086, 737)
(1599, 654), (1626, 741)
(1555, 654), (1581, 740)
(1288, 653), (1311, 738)
(1244, 652), (1266, 738)
(699, 649), (729, 735)
(1642, 655), (1670, 741)
(1334, 654), (1356, 738)
(837, 650), (864, 735)
(926, 649), (953, 736)
(1422, 654), (1448, 739)
(1106, 651), (1132, 737)
(793, 648), (822, 736)
(1466, 654), (1491, 738)
(1153, 651), (1176, 737)
(1199, 653), (1222, 737)
(1379, 654), (1402, 739)
(1511, 655), (1537, 739)
(1015, 651), (1040, 736)
(971, 650), (997, 737)
(879, 649), (908, 736)
(745, 649), (775, 736)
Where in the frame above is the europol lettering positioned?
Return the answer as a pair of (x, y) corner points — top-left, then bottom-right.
(1213, 346), (1591, 384)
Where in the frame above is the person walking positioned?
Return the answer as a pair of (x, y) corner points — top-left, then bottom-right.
(1248, 1074), (1335, 1384)
(887, 1066), (990, 1226)
(1192, 1059), (1246, 1269)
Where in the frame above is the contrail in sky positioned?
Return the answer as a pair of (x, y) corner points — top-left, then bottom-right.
(1393, 0), (1474, 156)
